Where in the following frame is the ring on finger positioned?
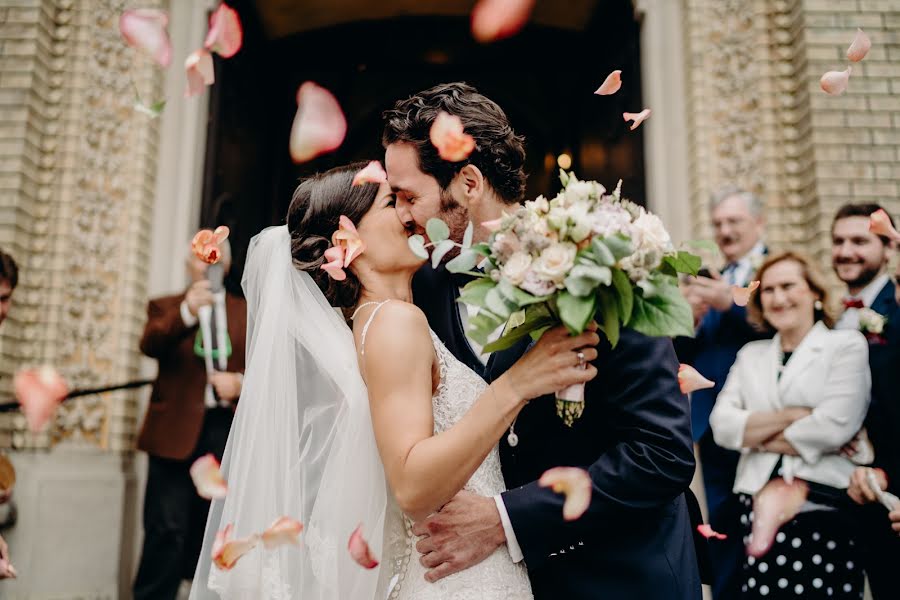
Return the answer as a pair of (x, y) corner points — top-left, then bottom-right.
(576, 351), (586, 368)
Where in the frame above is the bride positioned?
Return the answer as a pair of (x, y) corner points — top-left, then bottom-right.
(190, 163), (599, 599)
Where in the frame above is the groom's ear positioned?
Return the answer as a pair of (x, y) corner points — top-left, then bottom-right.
(453, 164), (486, 207)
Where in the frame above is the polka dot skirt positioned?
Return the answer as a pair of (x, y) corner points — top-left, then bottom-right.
(737, 494), (864, 599)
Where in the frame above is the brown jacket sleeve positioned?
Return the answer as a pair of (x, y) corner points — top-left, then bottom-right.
(139, 296), (194, 359)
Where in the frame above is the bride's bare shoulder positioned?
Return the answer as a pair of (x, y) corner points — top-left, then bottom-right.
(358, 301), (430, 348)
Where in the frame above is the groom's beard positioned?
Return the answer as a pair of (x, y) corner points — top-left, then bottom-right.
(437, 188), (470, 264)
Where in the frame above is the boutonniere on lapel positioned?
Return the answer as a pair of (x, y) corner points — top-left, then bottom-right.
(858, 308), (887, 344)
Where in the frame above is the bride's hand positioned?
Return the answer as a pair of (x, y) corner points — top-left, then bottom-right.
(500, 324), (600, 403)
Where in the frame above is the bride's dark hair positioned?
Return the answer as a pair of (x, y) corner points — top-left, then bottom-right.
(286, 162), (380, 312)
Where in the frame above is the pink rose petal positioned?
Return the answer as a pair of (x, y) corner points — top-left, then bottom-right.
(191, 229), (226, 265)
(678, 364), (715, 394)
(14, 366), (68, 433)
(189, 454), (227, 500)
(869, 209), (900, 242)
(697, 524), (727, 540)
(119, 9), (172, 67)
(594, 70), (622, 96)
(732, 280), (760, 307)
(748, 478), (809, 558)
(623, 109), (651, 131)
(333, 215), (366, 266)
(321, 246), (347, 281)
(212, 524), (258, 571)
(289, 82), (347, 163)
(348, 524), (379, 569)
(539, 467), (592, 521)
(351, 161), (388, 187)
(820, 67), (851, 96)
(471, 0), (535, 43)
(846, 28), (871, 62)
(184, 49), (215, 98)
(213, 225), (230, 244)
(204, 3), (243, 59)
(429, 111), (476, 162)
(261, 516), (304, 549)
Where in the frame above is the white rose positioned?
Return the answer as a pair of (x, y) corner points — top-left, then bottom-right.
(491, 232), (521, 261)
(534, 242), (577, 284)
(567, 180), (594, 203)
(859, 308), (885, 334)
(520, 270), (557, 297)
(631, 209), (672, 254)
(527, 195), (550, 214)
(566, 203), (593, 243)
(501, 252), (533, 285)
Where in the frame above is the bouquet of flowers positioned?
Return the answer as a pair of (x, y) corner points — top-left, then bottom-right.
(410, 170), (699, 426)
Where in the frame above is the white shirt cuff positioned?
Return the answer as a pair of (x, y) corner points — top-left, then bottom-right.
(493, 495), (524, 563)
(180, 300), (199, 327)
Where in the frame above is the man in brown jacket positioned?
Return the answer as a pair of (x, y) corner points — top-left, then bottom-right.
(132, 237), (247, 600)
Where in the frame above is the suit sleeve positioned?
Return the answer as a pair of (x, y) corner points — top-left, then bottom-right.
(500, 330), (696, 569)
(139, 298), (194, 359)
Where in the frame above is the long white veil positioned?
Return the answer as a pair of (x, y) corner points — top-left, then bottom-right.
(190, 225), (397, 599)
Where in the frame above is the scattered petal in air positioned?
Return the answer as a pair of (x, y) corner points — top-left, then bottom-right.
(623, 109), (651, 131)
(290, 82), (347, 163)
(189, 454), (227, 500)
(212, 524), (259, 571)
(820, 67), (851, 96)
(678, 364), (715, 395)
(213, 225), (230, 244)
(119, 9), (172, 67)
(204, 3), (243, 58)
(185, 49), (215, 98)
(697, 524), (727, 540)
(192, 227), (229, 265)
(846, 29), (871, 62)
(869, 209), (900, 242)
(471, 0), (535, 43)
(748, 478), (809, 558)
(348, 524), (379, 569)
(352, 161), (388, 187)
(481, 218), (503, 233)
(430, 111), (476, 162)
(14, 366), (68, 433)
(0, 557), (16, 579)
(539, 467), (592, 521)
(732, 280), (760, 307)
(261, 516), (304, 549)
(594, 70), (622, 96)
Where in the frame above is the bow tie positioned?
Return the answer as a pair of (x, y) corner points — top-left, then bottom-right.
(842, 298), (865, 309)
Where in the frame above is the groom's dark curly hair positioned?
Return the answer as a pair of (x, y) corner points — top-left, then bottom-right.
(382, 82), (526, 204)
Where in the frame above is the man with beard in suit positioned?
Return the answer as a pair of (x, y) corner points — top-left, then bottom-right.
(384, 82), (701, 599)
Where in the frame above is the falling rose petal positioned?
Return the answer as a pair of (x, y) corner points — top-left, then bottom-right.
(192, 230), (214, 254)
(189, 454), (227, 500)
(14, 366), (68, 433)
(261, 516), (304, 549)
(748, 478), (809, 558)
(732, 280), (760, 307)
(820, 67), (851, 96)
(202, 245), (221, 265)
(429, 111), (476, 162)
(348, 524), (379, 569)
(539, 467), (592, 521)
(482, 218), (503, 233)
(594, 70), (622, 96)
(184, 49), (215, 98)
(204, 3), (243, 59)
(846, 28), (871, 62)
(290, 82), (347, 163)
(869, 209), (900, 242)
(351, 161), (388, 187)
(471, 0), (535, 43)
(119, 9), (172, 67)
(212, 524), (259, 571)
(678, 364), (715, 394)
(623, 109), (651, 131)
(213, 225), (230, 244)
(697, 524), (727, 540)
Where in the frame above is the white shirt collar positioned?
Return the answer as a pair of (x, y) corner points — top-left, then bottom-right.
(728, 240), (766, 285)
(854, 272), (890, 307)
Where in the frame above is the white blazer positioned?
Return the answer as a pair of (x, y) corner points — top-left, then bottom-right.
(709, 322), (870, 495)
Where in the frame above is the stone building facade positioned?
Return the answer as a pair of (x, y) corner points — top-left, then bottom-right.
(0, 0), (896, 597)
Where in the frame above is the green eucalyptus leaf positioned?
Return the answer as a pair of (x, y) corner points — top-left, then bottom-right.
(467, 310), (505, 345)
(457, 278), (495, 307)
(426, 218), (450, 243)
(557, 291), (596, 335)
(408, 234), (428, 259)
(485, 287), (514, 319)
(471, 242), (492, 257)
(498, 279), (548, 307)
(601, 235), (633, 261)
(446, 249), (479, 273)
(431, 240), (456, 269)
(591, 239), (616, 267)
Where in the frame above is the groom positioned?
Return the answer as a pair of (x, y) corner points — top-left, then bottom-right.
(383, 82), (702, 599)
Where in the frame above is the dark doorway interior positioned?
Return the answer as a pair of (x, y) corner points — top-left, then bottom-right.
(201, 0), (644, 292)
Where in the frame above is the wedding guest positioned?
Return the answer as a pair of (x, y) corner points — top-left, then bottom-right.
(675, 186), (769, 599)
(710, 251), (869, 599)
(132, 237), (247, 600)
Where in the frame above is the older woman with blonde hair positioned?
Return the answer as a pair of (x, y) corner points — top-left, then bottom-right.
(710, 251), (870, 599)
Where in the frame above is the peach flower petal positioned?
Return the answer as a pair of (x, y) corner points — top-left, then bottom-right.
(846, 28), (871, 62)
(333, 215), (366, 265)
(429, 111), (476, 162)
(191, 228), (229, 264)
(471, 0), (535, 43)
(189, 454), (227, 500)
(213, 225), (230, 244)
(820, 67), (851, 96)
(623, 109), (651, 131)
(678, 364), (715, 395)
(869, 209), (900, 242)
(732, 280), (760, 307)
(119, 9), (172, 67)
(212, 524), (258, 571)
(14, 366), (68, 433)
(594, 70), (622, 96)
(185, 49), (215, 98)
(697, 524), (727, 540)
(539, 467), (592, 521)
(321, 246), (347, 281)
(290, 82), (347, 163)
(348, 524), (379, 569)
(204, 3), (243, 59)
(352, 161), (388, 187)
(261, 516), (304, 549)
(748, 478), (809, 558)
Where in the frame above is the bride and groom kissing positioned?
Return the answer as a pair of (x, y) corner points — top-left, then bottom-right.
(191, 82), (704, 599)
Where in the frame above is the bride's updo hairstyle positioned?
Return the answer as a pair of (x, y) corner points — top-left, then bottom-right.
(287, 162), (380, 312)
